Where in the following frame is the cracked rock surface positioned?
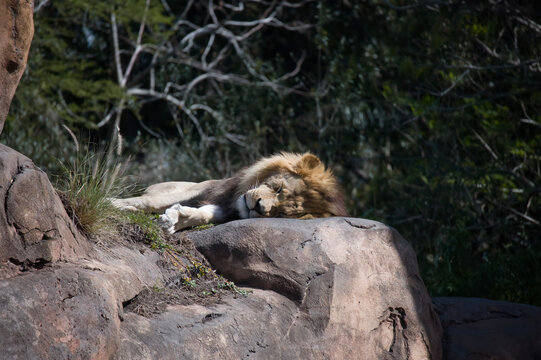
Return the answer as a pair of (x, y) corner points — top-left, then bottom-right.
(0, 145), (90, 278)
(118, 218), (443, 359)
(433, 297), (541, 360)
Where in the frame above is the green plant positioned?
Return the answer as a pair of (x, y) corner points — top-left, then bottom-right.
(192, 224), (215, 231)
(217, 280), (250, 296)
(55, 148), (130, 236)
(182, 277), (197, 288)
(188, 261), (213, 278)
(124, 211), (163, 245)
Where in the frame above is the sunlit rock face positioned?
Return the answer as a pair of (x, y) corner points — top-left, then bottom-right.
(147, 217), (444, 360)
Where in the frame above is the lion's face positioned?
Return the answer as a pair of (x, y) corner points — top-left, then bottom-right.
(242, 172), (308, 219)
(235, 153), (348, 220)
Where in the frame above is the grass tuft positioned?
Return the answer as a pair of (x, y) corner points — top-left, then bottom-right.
(55, 149), (131, 237)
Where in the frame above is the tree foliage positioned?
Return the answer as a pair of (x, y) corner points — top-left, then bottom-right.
(2, 0), (540, 304)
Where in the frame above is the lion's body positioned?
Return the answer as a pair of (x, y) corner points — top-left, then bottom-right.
(112, 152), (348, 233)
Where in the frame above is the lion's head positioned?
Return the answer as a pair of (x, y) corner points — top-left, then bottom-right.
(235, 153), (348, 219)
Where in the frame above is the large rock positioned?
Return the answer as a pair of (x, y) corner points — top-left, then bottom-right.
(0, 145), (90, 279)
(0, 245), (164, 359)
(136, 217), (442, 359)
(0, 160), (443, 360)
(0, 0), (34, 133)
(433, 297), (541, 360)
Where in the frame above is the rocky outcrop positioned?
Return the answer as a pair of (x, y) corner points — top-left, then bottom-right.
(2, 149), (541, 360)
(3, 148), (540, 360)
(0, 145), (90, 279)
(0, 146), (164, 357)
(433, 297), (541, 360)
(0, 0), (34, 132)
(1, 212), (446, 360)
(0, 150), (444, 360)
(119, 218), (443, 359)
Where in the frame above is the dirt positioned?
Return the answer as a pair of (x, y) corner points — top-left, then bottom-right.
(106, 223), (248, 318)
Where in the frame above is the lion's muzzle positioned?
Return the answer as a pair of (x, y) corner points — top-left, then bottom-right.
(245, 187), (275, 218)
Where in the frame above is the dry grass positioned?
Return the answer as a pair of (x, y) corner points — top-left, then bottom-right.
(55, 149), (131, 237)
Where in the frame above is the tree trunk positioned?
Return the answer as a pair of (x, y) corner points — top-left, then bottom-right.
(0, 0), (34, 134)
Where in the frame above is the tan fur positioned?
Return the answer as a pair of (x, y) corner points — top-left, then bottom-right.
(111, 152), (348, 232)
(241, 152), (347, 219)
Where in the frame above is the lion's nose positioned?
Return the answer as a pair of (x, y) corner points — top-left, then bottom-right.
(254, 198), (264, 215)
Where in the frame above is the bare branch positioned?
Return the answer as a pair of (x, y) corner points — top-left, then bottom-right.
(110, 12), (124, 85)
(34, 0), (50, 13)
(519, 101), (541, 128)
(62, 124), (80, 152)
(278, 51), (306, 81)
(136, 0), (150, 47)
(121, 0), (151, 87)
(189, 103), (224, 123)
(428, 70), (469, 97)
(201, 34), (216, 69)
(514, 15), (541, 34)
(160, 0), (173, 16)
(208, 0), (220, 25)
(247, 0), (316, 8)
(181, 24), (219, 52)
(473, 130), (498, 161)
(503, 204), (540, 226)
(180, 0), (195, 19)
(222, 1), (245, 11)
(97, 109), (116, 128)
(475, 37), (520, 65)
(104, 0), (313, 155)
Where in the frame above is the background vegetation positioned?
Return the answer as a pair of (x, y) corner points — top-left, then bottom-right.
(2, 0), (540, 305)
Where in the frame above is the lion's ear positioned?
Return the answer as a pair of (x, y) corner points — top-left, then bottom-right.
(298, 153), (323, 171)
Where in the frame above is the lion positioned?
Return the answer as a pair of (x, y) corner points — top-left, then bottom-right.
(111, 152), (348, 233)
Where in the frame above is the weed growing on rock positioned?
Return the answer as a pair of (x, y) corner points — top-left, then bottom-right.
(123, 211), (163, 246)
(192, 224), (215, 231)
(55, 149), (131, 237)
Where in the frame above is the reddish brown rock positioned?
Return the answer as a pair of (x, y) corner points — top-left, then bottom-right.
(0, 183), (444, 360)
(115, 289), (301, 360)
(0, 144), (90, 277)
(0, 266), (121, 359)
(182, 218), (443, 359)
(433, 297), (541, 360)
(0, 244), (165, 359)
(0, 0), (34, 133)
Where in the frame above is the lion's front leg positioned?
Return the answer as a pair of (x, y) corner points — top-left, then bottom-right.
(158, 204), (223, 234)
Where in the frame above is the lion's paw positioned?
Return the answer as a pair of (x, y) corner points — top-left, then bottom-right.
(158, 204), (200, 234)
(158, 205), (183, 234)
(158, 212), (176, 234)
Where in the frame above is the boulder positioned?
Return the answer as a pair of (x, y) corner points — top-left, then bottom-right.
(433, 297), (541, 360)
(0, 145), (90, 279)
(0, 0), (34, 133)
(118, 218), (442, 359)
(0, 245), (165, 359)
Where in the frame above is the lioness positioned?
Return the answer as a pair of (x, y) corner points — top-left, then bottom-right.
(112, 152), (348, 233)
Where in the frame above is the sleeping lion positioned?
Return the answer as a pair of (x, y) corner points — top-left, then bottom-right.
(111, 152), (348, 233)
